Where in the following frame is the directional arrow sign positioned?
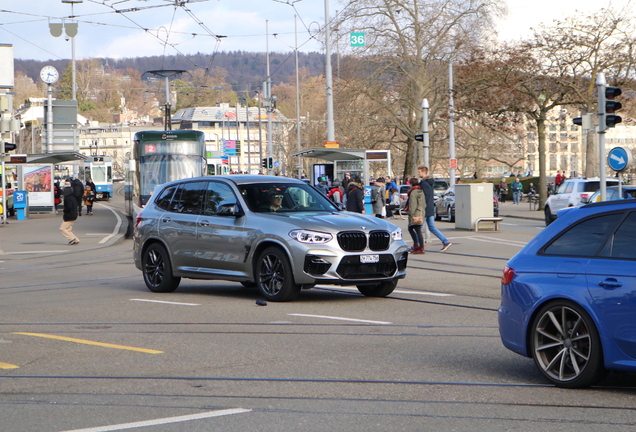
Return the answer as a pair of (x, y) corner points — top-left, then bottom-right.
(607, 146), (633, 172)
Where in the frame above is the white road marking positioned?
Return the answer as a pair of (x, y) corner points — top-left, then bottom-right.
(131, 299), (201, 306)
(329, 286), (455, 297)
(467, 236), (527, 247)
(57, 408), (252, 432)
(97, 203), (123, 244)
(289, 313), (392, 325)
(5, 250), (69, 255)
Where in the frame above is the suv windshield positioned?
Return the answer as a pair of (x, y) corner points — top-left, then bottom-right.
(238, 183), (339, 213)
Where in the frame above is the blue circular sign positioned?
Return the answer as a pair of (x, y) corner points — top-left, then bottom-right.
(607, 146), (633, 172)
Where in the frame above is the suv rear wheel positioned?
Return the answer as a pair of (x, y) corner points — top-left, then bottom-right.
(357, 279), (398, 297)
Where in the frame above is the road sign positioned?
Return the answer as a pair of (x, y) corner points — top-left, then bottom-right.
(450, 158), (457, 169)
(350, 32), (365, 47)
(607, 146), (633, 172)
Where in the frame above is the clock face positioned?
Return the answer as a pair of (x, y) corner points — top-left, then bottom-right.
(40, 66), (59, 84)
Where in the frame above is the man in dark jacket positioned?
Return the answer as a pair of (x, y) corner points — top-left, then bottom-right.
(345, 176), (365, 213)
(60, 180), (80, 245)
(418, 165), (451, 251)
(71, 177), (85, 216)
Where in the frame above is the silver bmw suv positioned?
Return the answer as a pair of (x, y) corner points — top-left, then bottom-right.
(133, 175), (408, 301)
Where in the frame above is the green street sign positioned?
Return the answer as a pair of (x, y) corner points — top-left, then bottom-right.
(350, 32), (365, 47)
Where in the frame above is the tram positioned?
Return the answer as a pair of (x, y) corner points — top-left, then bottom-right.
(82, 155), (113, 200)
(207, 157), (230, 176)
(126, 130), (207, 216)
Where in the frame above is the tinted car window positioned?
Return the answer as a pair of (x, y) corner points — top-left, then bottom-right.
(155, 185), (178, 210)
(203, 181), (237, 215)
(170, 181), (206, 214)
(599, 211), (636, 260)
(543, 213), (623, 257)
(238, 183), (336, 213)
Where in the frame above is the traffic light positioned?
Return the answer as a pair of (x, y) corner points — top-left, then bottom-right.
(267, 157), (273, 169)
(414, 134), (424, 142)
(605, 86), (622, 129)
(261, 158), (267, 168)
(3, 142), (16, 153)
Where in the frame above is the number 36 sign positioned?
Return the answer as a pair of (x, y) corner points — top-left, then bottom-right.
(350, 32), (365, 47)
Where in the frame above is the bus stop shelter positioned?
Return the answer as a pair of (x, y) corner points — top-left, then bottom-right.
(292, 147), (392, 186)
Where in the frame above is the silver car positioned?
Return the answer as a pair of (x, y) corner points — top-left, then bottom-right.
(133, 175), (408, 301)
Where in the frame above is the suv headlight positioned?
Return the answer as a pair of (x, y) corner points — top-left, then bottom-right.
(391, 228), (403, 241)
(289, 229), (333, 244)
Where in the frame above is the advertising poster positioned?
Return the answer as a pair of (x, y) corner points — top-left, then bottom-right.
(23, 164), (54, 206)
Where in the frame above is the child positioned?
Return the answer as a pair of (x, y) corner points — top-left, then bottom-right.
(84, 185), (96, 215)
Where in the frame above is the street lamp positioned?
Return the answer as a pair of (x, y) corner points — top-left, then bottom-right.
(61, 0), (82, 101)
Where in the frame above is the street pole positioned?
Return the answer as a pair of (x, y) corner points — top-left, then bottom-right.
(448, 61), (456, 189)
(295, 14), (302, 178)
(421, 98), (429, 168)
(47, 83), (53, 153)
(324, 0), (335, 144)
(597, 72), (607, 202)
(266, 20), (273, 175)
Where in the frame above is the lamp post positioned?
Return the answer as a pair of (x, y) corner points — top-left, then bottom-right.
(61, 0), (82, 101)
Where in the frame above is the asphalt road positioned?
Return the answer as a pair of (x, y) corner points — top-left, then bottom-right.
(2, 189), (636, 431)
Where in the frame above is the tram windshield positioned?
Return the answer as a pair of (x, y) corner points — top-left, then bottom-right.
(91, 165), (111, 183)
(139, 154), (203, 205)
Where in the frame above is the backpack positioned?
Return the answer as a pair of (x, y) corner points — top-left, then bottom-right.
(71, 179), (84, 199)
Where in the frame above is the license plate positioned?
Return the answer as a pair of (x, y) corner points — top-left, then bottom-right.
(360, 254), (379, 264)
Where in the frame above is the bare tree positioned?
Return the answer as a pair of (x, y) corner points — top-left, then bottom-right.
(334, 0), (506, 179)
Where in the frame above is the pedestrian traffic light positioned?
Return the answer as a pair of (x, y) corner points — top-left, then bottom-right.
(605, 86), (622, 129)
(261, 158), (267, 168)
(267, 157), (273, 169)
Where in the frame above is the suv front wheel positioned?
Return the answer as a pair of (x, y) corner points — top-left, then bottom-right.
(256, 247), (301, 302)
(544, 206), (555, 226)
(142, 243), (181, 293)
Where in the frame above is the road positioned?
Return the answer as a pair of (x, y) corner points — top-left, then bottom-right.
(2, 187), (636, 431)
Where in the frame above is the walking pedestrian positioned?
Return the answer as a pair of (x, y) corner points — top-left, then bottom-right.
(84, 185), (96, 215)
(405, 177), (425, 254)
(326, 180), (344, 204)
(418, 165), (451, 251)
(345, 176), (365, 213)
(498, 178), (508, 204)
(71, 176), (84, 216)
(371, 177), (386, 218)
(60, 180), (80, 245)
(512, 177), (522, 205)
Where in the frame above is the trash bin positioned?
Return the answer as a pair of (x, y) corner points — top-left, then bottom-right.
(13, 190), (28, 220)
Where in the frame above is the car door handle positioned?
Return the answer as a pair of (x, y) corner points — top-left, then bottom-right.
(162, 217), (171, 223)
(599, 278), (623, 289)
(199, 220), (209, 227)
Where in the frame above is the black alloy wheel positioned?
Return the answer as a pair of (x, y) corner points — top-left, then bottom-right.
(142, 243), (180, 293)
(256, 247), (301, 302)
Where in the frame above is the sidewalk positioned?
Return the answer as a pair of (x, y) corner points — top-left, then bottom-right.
(0, 202), (129, 260)
(497, 200), (544, 221)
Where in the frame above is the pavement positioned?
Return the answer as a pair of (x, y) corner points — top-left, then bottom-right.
(0, 202), (130, 260)
(0, 198), (543, 261)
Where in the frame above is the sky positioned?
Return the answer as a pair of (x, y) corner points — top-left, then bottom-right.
(0, 0), (633, 62)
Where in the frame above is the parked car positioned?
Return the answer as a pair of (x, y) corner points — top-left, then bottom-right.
(544, 177), (620, 226)
(434, 186), (499, 222)
(499, 199), (636, 388)
(399, 179), (449, 203)
(582, 185), (636, 204)
(133, 175), (409, 302)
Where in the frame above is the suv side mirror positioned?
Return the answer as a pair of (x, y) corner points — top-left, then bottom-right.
(217, 203), (243, 217)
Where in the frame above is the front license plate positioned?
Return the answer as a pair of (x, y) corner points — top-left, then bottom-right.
(360, 254), (379, 264)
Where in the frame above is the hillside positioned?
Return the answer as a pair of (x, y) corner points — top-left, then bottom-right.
(15, 51), (327, 91)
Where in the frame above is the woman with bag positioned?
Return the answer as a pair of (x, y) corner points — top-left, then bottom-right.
(404, 177), (425, 254)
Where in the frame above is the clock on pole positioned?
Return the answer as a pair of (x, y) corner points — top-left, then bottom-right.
(40, 65), (60, 84)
